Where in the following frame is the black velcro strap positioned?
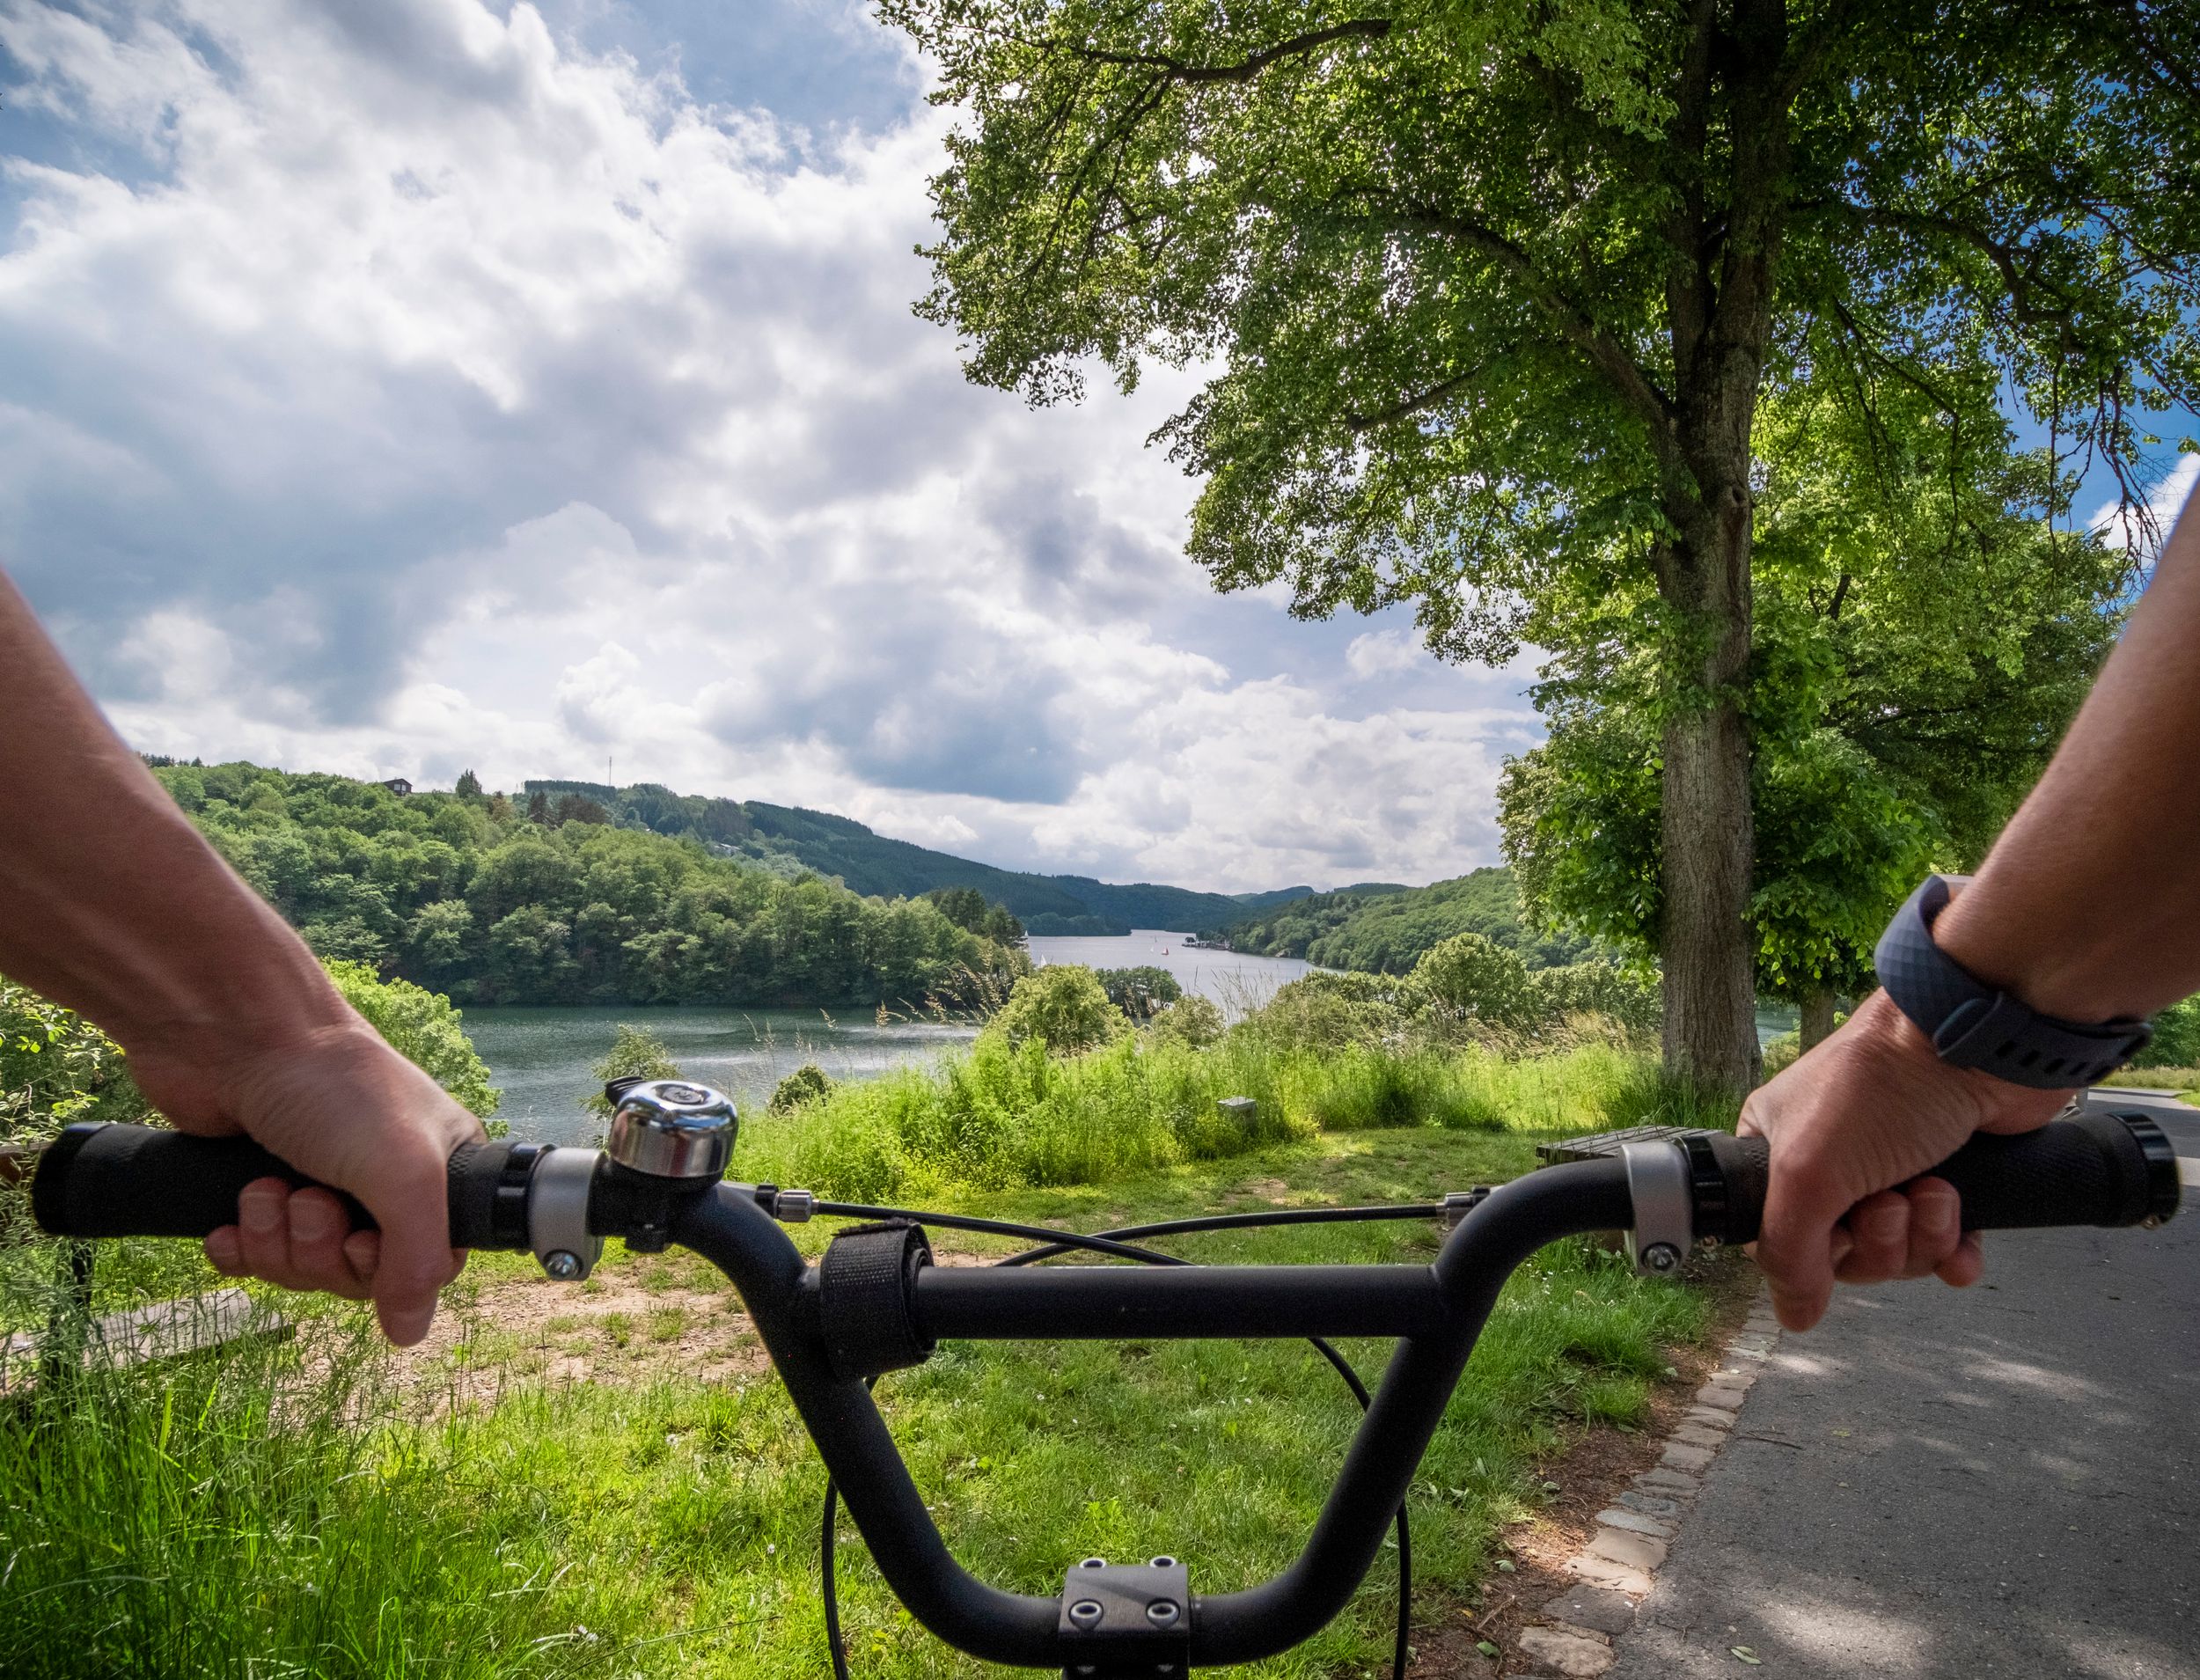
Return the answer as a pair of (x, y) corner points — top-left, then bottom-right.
(818, 1221), (935, 1380)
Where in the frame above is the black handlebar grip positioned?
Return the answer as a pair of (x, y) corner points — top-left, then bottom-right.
(1699, 1110), (2182, 1248)
(29, 1123), (513, 1249)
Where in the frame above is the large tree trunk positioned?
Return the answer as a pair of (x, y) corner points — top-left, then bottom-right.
(1799, 987), (1837, 1051)
(1657, 496), (1760, 1089)
(1651, 0), (1789, 1091)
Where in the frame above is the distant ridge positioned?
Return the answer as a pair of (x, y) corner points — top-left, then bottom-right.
(524, 780), (1324, 934)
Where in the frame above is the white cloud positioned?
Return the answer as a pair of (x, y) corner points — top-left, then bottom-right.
(2088, 451), (2200, 552)
(3, 0), (1538, 892)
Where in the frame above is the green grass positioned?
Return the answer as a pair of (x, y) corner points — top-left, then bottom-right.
(0, 1126), (1724, 1680)
(735, 1031), (1664, 1206)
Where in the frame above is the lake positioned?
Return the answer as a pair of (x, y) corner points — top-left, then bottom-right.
(463, 934), (1316, 1145)
(464, 947), (1791, 1145)
(462, 1006), (979, 1147)
(1026, 930), (1314, 1009)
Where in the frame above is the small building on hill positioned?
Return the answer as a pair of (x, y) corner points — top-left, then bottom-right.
(381, 777), (413, 796)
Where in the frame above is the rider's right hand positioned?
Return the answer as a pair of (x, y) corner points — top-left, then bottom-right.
(1740, 990), (2065, 1332)
(129, 1017), (480, 1346)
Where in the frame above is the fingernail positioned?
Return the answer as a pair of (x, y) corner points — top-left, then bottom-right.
(290, 1199), (334, 1243)
(241, 1189), (282, 1234)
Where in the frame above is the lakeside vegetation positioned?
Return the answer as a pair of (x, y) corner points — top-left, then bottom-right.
(1218, 867), (1595, 974)
(142, 760), (1028, 1010)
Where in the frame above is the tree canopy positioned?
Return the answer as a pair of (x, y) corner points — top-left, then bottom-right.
(888, 0), (2200, 1084)
(150, 761), (1025, 1010)
(1220, 866), (1594, 972)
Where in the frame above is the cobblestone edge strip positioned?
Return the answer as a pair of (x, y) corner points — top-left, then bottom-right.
(1503, 1290), (1782, 1677)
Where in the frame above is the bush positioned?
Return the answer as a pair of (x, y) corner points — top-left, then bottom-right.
(1525, 961), (1661, 1034)
(990, 966), (1130, 1056)
(323, 960), (501, 1121)
(1406, 933), (1537, 1028)
(767, 1062), (837, 1115)
(1244, 972), (1409, 1051)
(0, 977), (148, 1144)
(1095, 965), (1184, 1018)
(1148, 994), (1224, 1048)
(2133, 994), (2200, 1067)
(583, 1023), (682, 1118)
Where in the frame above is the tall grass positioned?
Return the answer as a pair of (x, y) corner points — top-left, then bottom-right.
(737, 1030), (1666, 1202)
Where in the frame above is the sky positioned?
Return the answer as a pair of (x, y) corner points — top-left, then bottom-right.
(0, 3), (2191, 898)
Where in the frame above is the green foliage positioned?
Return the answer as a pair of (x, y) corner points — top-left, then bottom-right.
(1502, 379), (2127, 1006)
(988, 967), (1131, 1057)
(1525, 963), (1661, 1036)
(0, 978), (147, 1144)
(767, 1062), (838, 1116)
(584, 1024), (682, 1118)
(453, 768), (483, 799)
(1094, 965), (1183, 1017)
(151, 760), (1023, 1010)
(1407, 934), (1538, 1030)
(2133, 996), (2200, 1069)
(924, 886), (1026, 944)
(1222, 869), (1592, 974)
(322, 960), (502, 1123)
(1148, 994), (1224, 1049)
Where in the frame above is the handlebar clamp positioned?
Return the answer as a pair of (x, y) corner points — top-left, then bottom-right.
(1060, 1556), (1192, 1679)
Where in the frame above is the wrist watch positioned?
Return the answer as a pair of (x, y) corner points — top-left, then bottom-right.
(1874, 875), (2153, 1089)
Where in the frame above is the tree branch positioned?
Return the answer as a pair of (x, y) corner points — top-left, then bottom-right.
(1368, 202), (1679, 446)
(1345, 361), (1493, 433)
(1060, 18), (1393, 85)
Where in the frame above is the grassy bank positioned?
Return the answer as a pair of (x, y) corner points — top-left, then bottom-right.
(1, 1127), (1724, 1679)
(735, 1030), (1726, 1205)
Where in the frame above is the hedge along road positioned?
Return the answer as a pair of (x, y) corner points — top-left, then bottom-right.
(1609, 1088), (2200, 1679)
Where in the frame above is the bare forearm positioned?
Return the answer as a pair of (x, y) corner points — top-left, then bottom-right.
(1934, 495), (2200, 1021)
(0, 570), (346, 1059)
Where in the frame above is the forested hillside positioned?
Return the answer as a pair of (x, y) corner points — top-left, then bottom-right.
(1220, 869), (1595, 975)
(148, 762), (1021, 1009)
(524, 781), (1292, 934)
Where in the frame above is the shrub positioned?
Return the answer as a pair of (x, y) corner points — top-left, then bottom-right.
(0, 977), (148, 1144)
(2133, 994), (2200, 1067)
(324, 960), (501, 1121)
(1148, 994), (1224, 1048)
(767, 1062), (837, 1114)
(1095, 965), (1184, 1018)
(990, 966), (1130, 1056)
(1244, 972), (1409, 1051)
(583, 1023), (682, 1117)
(1406, 933), (1537, 1028)
(1525, 961), (1661, 1033)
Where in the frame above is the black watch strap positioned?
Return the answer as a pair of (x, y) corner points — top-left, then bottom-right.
(1874, 876), (2152, 1089)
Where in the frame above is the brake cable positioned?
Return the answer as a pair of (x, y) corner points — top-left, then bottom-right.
(801, 1195), (1474, 1680)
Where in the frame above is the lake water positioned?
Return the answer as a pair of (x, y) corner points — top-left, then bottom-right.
(462, 935), (1314, 1144)
(465, 952), (1790, 1145)
(1026, 930), (1314, 1010)
(463, 1006), (979, 1147)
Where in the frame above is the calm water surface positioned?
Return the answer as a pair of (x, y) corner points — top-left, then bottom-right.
(1025, 930), (1313, 1009)
(465, 934), (1313, 1143)
(463, 1006), (978, 1146)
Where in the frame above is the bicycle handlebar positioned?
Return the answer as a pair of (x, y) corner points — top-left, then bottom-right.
(26, 1105), (2182, 1671)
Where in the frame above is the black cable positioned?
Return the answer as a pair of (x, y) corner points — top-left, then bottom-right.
(814, 1201), (1428, 1680)
(1001, 1202), (1452, 1266)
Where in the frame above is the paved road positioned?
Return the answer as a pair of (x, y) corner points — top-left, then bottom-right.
(1610, 1091), (2200, 1680)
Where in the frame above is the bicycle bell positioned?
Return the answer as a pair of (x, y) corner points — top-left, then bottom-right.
(605, 1077), (737, 1180)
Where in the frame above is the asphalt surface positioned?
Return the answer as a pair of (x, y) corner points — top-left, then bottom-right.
(1609, 1090), (2200, 1680)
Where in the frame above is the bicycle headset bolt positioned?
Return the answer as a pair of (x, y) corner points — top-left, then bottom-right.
(1068, 1600), (1104, 1627)
(1146, 1600), (1180, 1626)
(543, 1250), (583, 1281)
(1642, 1243), (1682, 1273)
